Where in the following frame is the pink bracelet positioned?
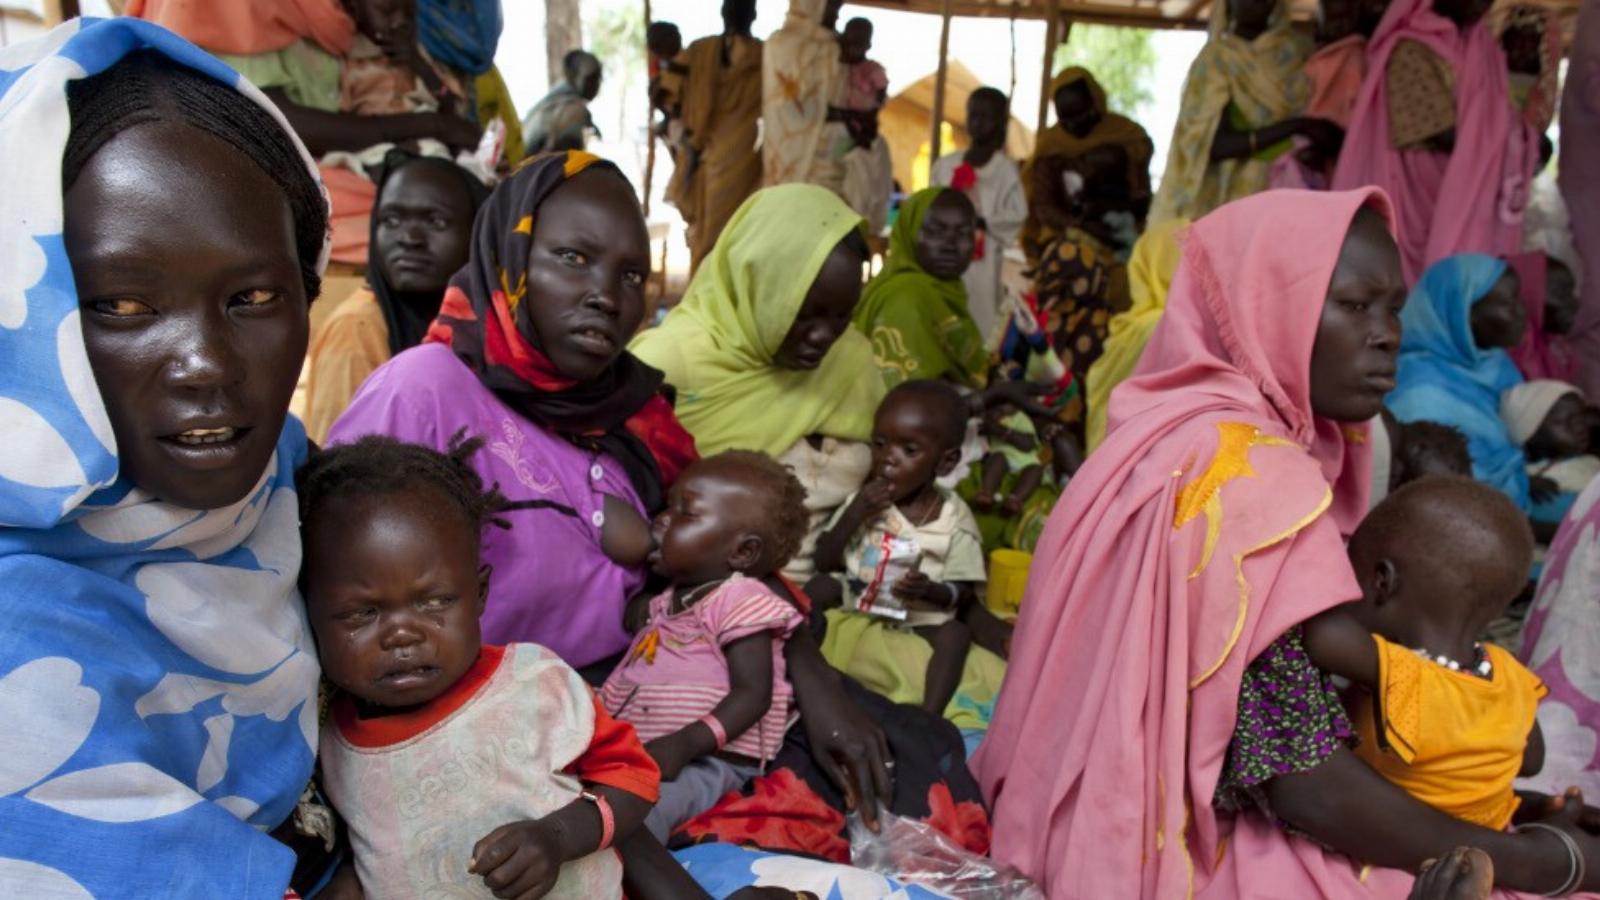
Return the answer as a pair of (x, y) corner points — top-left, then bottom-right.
(580, 790), (614, 851)
(698, 713), (729, 749)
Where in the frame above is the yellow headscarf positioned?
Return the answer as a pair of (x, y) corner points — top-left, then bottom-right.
(1148, 0), (1310, 225)
(1084, 218), (1188, 451)
(1021, 67), (1154, 255)
(629, 184), (884, 457)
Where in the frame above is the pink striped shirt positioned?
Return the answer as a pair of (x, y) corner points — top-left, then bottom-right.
(600, 575), (802, 761)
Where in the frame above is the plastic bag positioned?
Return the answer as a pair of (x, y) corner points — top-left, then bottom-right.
(848, 808), (1045, 899)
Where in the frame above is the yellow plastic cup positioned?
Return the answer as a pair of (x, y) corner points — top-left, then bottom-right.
(986, 548), (1033, 619)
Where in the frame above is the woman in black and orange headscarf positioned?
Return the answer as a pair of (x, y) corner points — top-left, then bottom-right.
(331, 151), (690, 665)
(329, 151), (899, 828)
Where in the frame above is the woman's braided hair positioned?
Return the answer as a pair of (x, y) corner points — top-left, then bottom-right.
(63, 49), (329, 304)
(296, 432), (510, 544)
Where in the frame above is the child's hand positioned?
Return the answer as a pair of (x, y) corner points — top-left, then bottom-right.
(1520, 787), (1600, 834)
(1531, 475), (1560, 505)
(645, 734), (690, 781)
(1006, 431), (1037, 452)
(469, 818), (563, 900)
(856, 477), (895, 517)
(891, 571), (949, 608)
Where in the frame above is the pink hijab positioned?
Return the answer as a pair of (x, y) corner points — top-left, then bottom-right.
(127, 0), (355, 57)
(1304, 34), (1368, 127)
(973, 189), (1388, 897)
(1331, 0), (1537, 284)
(1507, 252), (1577, 382)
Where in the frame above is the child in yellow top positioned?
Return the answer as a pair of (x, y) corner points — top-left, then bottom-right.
(1303, 476), (1546, 830)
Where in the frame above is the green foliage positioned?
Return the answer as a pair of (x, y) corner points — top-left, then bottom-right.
(1052, 24), (1156, 118)
(587, 4), (646, 83)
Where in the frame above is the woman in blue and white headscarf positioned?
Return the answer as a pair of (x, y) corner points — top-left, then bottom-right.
(0, 18), (328, 898)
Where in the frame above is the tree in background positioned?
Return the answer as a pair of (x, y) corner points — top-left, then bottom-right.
(587, 4), (646, 138)
(546, 0), (582, 86)
(1052, 25), (1156, 119)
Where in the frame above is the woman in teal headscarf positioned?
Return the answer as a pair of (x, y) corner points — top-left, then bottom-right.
(853, 187), (987, 388)
(1388, 254), (1531, 509)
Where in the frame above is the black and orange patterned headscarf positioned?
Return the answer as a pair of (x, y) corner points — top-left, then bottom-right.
(426, 151), (696, 511)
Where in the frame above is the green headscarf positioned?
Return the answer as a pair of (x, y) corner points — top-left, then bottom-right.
(629, 184), (884, 457)
(853, 187), (988, 388)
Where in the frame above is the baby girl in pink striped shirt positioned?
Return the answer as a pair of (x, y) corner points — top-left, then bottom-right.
(601, 451), (810, 841)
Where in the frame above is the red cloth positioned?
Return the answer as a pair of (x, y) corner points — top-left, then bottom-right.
(127, 0), (355, 57)
(322, 164), (376, 267)
(678, 768), (851, 861)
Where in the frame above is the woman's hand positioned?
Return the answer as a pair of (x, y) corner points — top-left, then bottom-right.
(1408, 847), (1493, 900)
(799, 690), (895, 830)
(785, 630), (894, 830)
(1294, 117), (1345, 159)
(426, 112), (484, 153)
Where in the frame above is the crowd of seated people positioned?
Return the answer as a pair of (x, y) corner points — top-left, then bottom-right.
(8, 1), (1600, 897)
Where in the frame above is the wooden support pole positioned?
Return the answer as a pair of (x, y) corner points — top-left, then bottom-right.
(1035, 0), (1061, 136)
(929, 0), (955, 164)
(641, 0), (656, 218)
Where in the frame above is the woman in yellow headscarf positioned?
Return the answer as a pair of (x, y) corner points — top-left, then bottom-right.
(632, 183), (885, 592)
(1149, 0), (1329, 224)
(1084, 218), (1188, 451)
(630, 183), (881, 459)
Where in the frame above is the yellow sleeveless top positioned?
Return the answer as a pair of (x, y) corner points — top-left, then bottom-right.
(1350, 635), (1547, 830)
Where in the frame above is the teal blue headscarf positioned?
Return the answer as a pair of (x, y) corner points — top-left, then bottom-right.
(1388, 254), (1529, 510)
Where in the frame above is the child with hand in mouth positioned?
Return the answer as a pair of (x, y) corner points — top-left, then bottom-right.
(299, 434), (659, 900)
(600, 451), (810, 842)
(812, 380), (987, 715)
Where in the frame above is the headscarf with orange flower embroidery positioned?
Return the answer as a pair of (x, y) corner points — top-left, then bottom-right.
(426, 151), (696, 511)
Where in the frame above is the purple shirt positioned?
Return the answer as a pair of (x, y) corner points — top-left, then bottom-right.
(328, 343), (643, 667)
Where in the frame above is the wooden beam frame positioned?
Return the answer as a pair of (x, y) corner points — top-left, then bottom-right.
(1034, 0), (1060, 136)
(849, 0), (1207, 28)
(929, 0), (955, 161)
(641, 0), (655, 218)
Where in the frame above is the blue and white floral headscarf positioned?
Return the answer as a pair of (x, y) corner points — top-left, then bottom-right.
(0, 17), (326, 898)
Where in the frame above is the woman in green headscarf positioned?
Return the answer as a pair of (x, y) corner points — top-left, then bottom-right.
(853, 186), (988, 389)
(631, 183), (882, 459)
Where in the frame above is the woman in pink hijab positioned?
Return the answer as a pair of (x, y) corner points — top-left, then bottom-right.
(1507, 252), (1581, 383)
(1332, 0), (1538, 284)
(973, 189), (1600, 898)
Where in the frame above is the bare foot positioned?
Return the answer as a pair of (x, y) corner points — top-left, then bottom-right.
(972, 491), (996, 513)
(1001, 494), (1025, 517)
(1408, 847), (1493, 900)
